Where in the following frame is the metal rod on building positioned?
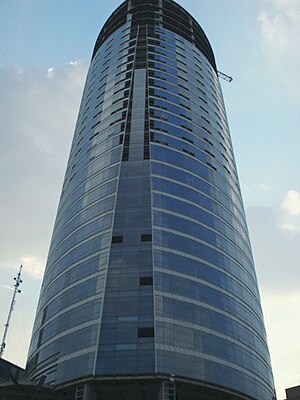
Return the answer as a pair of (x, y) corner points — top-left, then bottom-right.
(217, 70), (233, 82)
(0, 265), (23, 358)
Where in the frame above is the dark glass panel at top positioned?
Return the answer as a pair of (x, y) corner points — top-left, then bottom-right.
(92, 0), (217, 72)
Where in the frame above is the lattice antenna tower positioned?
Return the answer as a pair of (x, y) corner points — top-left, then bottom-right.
(0, 265), (23, 358)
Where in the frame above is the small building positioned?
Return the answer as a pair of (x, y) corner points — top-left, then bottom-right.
(285, 385), (300, 400)
(0, 358), (24, 385)
(0, 358), (64, 399)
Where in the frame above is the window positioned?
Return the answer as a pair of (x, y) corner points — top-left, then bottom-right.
(182, 149), (195, 157)
(138, 327), (154, 337)
(182, 136), (194, 144)
(139, 277), (153, 286)
(112, 236), (123, 243)
(141, 234), (152, 242)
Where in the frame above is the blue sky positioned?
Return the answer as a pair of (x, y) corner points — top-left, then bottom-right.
(0, 1), (299, 398)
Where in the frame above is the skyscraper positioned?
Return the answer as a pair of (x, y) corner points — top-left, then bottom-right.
(26, 1), (276, 399)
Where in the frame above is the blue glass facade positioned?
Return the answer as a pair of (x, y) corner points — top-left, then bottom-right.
(26, 1), (276, 399)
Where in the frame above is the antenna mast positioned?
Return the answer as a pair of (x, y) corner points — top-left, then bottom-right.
(0, 265), (23, 358)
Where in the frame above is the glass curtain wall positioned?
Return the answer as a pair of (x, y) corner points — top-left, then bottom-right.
(26, 1), (276, 400)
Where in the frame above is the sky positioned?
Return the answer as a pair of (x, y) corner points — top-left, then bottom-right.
(0, 0), (299, 398)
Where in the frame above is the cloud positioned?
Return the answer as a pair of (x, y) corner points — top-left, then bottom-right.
(47, 67), (55, 78)
(262, 289), (300, 400)
(258, 0), (300, 52)
(257, 0), (300, 96)
(20, 255), (44, 280)
(246, 205), (300, 291)
(1, 60), (87, 155)
(280, 190), (300, 232)
(281, 222), (299, 232)
(247, 204), (300, 398)
(1, 285), (15, 291)
(258, 10), (286, 48)
(282, 190), (300, 215)
(257, 183), (271, 191)
(0, 60), (88, 278)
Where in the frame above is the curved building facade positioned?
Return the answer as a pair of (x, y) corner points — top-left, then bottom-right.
(26, 1), (276, 399)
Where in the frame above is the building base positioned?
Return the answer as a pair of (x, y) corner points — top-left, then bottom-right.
(56, 375), (254, 400)
(0, 382), (64, 399)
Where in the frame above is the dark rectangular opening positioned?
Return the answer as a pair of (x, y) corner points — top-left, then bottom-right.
(138, 327), (154, 338)
(141, 234), (152, 242)
(139, 277), (153, 286)
(112, 236), (123, 243)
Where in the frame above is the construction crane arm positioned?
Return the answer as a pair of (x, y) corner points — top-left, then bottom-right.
(218, 71), (233, 82)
